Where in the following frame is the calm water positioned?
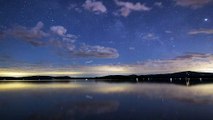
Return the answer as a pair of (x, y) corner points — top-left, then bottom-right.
(0, 81), (213, 120)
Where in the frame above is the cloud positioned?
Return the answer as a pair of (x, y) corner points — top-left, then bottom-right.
(175, 0), (213, 9)
(4, 21), (49, 46)
(135, 32), (163, 46)
(142, 33), (159, 40)
(165, 30), (172, 34)
(129, 47), (135, 50)
(85, 60), (93, 64)
(15, 21), (48, 39)
(50, 26), (67, 36)
(1, 22), (119, 59)
(47, 34), (119, 59)
(67, 4), (82, 13)
(188, 29), (213, 35)
(114, 0), (151, 17)
(49, 33), (119, 59)
(72, 44), (119, 58)
(82, 0), (107, 14)
(128, 53), (213, 74)
(49, 25), (77, 45)
(1, 22), (77, 47)
(173, 52), (210, 60)
(154, 2), (163, 8)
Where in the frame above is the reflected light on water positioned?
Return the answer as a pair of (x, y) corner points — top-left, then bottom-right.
(0, 82), (213, 120)
(0, 82), (134, 93)
(95, 85), (131, 93)
(0, 83), (83, 91)
(191, 84), (213, 95)
(1, 82), (213, 104)
(0, 83), (35, 90)
(92, 83), (213, 104)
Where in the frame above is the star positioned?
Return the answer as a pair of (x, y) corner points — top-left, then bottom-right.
(204, 18), (208, 22)
(51, 19), (55, 22)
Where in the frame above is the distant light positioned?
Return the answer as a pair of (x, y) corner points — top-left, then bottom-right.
(204, 18), (208, 22)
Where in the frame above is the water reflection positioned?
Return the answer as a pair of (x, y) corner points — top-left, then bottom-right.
(28, 101), (119, 120)
(71, 101), (119, 114)
(0, 82), (213, 120)
(0, 82), (82, 91)
(1, 82), (213, 104)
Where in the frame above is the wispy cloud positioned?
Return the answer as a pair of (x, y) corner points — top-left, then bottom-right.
(142, 33), (159, 40)
(154, 2), (163, 8)
(82, 0), (107, 14)
(50, 25), (77, 50)
(72, 44), (119, 58)
(5, 21), (49, 46)
(50, 26), (67, 36)
(165, 30), (172, 34)
(129, 47), (135, 50)
(175, 0), (212, 9)
(1, 22), (119, 59)
(67, 4), (82, 13)
(173, 52), (210, 60)
(85, 60), (93, 64)
(128, 53), (213, 74)
(188, 29), (213, 35)
(114, 0), (151, 17)
(139, 33), (164, 45)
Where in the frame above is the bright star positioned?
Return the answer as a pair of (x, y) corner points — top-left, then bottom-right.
(204, 18), (208, 22)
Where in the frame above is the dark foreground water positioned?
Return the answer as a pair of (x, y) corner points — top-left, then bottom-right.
(0, 81), (213, 120)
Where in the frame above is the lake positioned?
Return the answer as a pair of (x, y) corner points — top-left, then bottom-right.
(0, 81), (213, 120)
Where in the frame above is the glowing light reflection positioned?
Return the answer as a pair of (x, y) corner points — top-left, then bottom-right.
(0, 83), (82, 91)
(93, 84), (133, 93)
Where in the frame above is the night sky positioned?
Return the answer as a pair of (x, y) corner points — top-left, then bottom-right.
(0, 0), (213, 77)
